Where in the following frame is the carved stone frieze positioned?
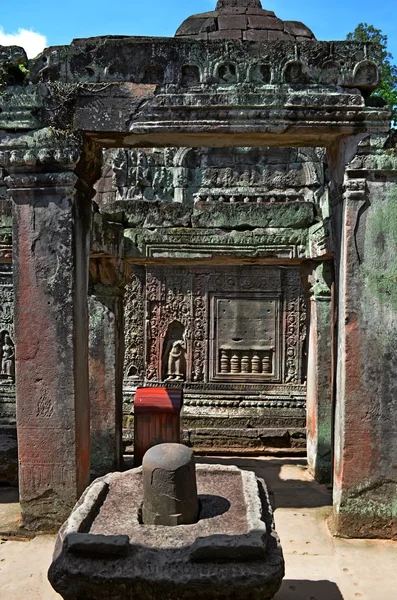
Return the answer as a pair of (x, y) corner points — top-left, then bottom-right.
(96, 146), (324, 206)
(0, 263), (15, 385)
(192, 273), (208, 382)
(0, 264), (14, 334)
(27, 38), (382, 90)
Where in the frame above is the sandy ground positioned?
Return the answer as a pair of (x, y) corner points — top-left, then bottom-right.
(1, 456), (396, 600)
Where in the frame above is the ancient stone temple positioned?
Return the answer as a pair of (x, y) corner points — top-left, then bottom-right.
(0, 0), (396, 539)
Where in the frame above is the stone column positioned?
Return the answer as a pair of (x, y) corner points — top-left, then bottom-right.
(329, 133), (397, 538)
(305, 261), (333, 483)
(89, 279), (124, 477)
(0, 129), (99, 530)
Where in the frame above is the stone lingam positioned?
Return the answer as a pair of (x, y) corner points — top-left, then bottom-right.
(48, 444), (284, 599)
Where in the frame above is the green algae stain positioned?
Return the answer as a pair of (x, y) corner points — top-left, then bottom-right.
(364, 186), (397, 310)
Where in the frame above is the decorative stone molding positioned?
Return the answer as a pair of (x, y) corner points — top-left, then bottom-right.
(308, 222), (332, 258)
(0, 128), (81, 172)
(343, 177), (367, 202)
(27, 39), (382, 90)
(0, 128), (102, 198)
(347, 132), (397, 173)
(124, 227), (308, 261)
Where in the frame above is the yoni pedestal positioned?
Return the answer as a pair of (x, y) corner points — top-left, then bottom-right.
(48, 460), (284, 599)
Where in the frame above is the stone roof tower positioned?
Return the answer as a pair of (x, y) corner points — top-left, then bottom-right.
(175, 0), (315, 41)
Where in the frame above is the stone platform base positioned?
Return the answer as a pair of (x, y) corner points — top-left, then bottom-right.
(48, 464), (284, 600)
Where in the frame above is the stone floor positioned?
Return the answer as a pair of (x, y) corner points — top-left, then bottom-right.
(0, 456), (396, 599)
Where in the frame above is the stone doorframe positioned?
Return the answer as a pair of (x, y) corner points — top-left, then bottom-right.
(1, 36), (394, 536)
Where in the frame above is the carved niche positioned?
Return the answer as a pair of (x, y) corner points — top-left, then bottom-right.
(124, 265), (307, 394)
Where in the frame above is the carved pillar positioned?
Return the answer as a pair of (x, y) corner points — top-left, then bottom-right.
(329, 133), (397, 538)
(89, 256), (126, 478)
(0, 129), (99, 530)
(304, 261), (333, 483)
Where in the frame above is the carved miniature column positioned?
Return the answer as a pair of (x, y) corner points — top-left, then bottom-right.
(329, 133), (397, 538)
(305, 261), (333, 483)
(0, 129), (100, 530)
(89, 252), (126, 477)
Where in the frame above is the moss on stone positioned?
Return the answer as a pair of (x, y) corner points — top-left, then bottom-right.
(364, 186), (397, 310)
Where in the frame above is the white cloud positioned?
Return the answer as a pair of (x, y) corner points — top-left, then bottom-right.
(0, 27), (47, 59)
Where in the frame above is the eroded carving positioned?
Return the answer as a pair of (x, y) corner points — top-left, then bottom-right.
(0, 330), (14, 380)
(163, 321), (187, 382)
(97, 146), (324, 208)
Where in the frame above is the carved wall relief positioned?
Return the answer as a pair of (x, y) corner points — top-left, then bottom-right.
(95, 147), (325, 208)
(163, 321), (186, 381)
(146, 268), (192, 382)
(0, 330), (14, 381)
(192, 273), (208, 383)
(123, 266), (307, 394)
(211, 293), (280, 382)
(284, 269), (307, 384)
(0, 264), (14, 333)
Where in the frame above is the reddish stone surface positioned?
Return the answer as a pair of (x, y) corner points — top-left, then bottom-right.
(13, 182), (92, 531)
(89, 285), (124, 477)
(331, 142), (397, 539)
(305, 263), (333, 484)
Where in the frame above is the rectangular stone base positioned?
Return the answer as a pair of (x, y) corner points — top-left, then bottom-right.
(49, 465), (284, 600)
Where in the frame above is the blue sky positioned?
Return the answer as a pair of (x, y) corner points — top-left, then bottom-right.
(1, 0), (396, 60)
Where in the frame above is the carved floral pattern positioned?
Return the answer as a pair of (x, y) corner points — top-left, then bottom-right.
(192, 274), (208, 382)
(283, 269), (305, 384)
(123, 267), (145, 379)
